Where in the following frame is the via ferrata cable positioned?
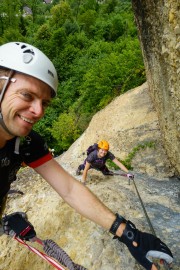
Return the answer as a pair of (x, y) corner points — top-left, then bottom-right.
(114, 172), (172, 270)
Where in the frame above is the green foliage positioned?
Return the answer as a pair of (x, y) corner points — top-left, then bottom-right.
(0, 27), (25, 44)
(77, 9), (98, 35)
(100, 0), (118, 14)
(0, 0), (146, 152)
(51, 112), (81, 152)
(33, 98), (62, 149)
(63, 19), (80, 35)
(107, 141), (156, 170)
(50, 2), (73, 28)
(35, 23), (52, 41)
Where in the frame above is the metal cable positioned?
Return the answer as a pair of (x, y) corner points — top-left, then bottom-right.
(131, 178), (172, 270)
(113, 172), (172, 269)
(132, 178), (156, 236)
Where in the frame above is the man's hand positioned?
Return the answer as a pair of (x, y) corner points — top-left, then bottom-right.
(127, 173), (134, 179)
(117, 220), (173, 270)
(2, 212), (36, 241)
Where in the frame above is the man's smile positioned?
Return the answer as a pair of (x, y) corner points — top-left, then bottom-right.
(18, 115), (35, 124)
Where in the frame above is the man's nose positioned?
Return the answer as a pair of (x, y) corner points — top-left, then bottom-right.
(30, 100), (44, 117)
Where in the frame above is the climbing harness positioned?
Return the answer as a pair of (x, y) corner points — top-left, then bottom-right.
(117, 173), (173, 270)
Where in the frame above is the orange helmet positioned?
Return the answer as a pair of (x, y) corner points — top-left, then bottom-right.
(98, 140), (109, 150)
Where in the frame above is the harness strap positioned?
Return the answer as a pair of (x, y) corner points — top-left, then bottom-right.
(14, 137), (21, 154)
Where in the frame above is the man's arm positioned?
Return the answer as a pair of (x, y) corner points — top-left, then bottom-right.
(81, 161), (91, 185)
(34, 158), (172, 270)
(35, 159), (117, 230)
(112, 158), (129, 173)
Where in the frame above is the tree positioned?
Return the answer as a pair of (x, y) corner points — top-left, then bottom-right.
(0, 0), (21, 34)
(0, 27), (25, 45)
(51, 112), (81, 152)
(77, 9), (97, 35)
(50, 2), (73, 28)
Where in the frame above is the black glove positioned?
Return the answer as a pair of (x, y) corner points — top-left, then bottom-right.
(117, 220), (173, 270)
(2, 212), (36, 241)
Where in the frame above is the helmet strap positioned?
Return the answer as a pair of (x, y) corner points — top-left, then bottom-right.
(0, 114), (15, 136)
(0, 70), (16, 136)
(0, 70), (16, 103)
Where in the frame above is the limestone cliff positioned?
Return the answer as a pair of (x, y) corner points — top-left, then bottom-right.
(61, 83), (174, 178)
(132, 0), (180, 174)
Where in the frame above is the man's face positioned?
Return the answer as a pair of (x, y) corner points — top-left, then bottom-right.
(1, 72), (52, 137)
(98, 148), (108, 157)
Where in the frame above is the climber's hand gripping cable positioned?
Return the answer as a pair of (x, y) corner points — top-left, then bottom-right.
(110, 214), (173, 270)
(127, 173), (134, 179)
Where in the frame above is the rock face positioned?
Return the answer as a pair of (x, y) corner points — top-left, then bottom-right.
(0, 84), (179, 269)
(0, 3), (180, 269)
(0, 163), (179, 270)
(61, 83), (174, 178)
(132, 0), (180, 174)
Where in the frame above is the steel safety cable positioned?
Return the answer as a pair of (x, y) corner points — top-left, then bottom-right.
(131, 178), (156, 236)
(113, 172), (172, 270)
(128, 176), (172, 270)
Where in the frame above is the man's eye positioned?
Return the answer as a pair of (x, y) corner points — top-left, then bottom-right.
(21, 92), (32, 100)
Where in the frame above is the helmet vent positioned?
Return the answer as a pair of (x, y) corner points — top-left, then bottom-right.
(23, 53), (34, 64)
(21, 44), (27, 49)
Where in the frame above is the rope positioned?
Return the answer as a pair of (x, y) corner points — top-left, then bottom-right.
(14, 237), (87, 270)
(43, 239), (87, 270)
(15, 237), (66, 270)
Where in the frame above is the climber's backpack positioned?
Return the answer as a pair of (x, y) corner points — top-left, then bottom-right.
(86, 143), (98, 156)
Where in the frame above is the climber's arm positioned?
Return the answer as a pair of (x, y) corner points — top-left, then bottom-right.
(81, 161), (91, 184)
(35, 158), (172, 270)
(112, 158), (129, 173)
(35, 158), (117, 230)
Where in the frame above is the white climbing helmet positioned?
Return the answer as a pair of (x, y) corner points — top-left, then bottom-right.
(0, 42), (58, 97)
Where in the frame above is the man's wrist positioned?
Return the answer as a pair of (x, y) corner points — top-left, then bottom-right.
(81, 179), (86, 185)
(109, 213), (126, 236)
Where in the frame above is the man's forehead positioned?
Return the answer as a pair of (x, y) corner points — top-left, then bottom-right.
(8, 73), (52, 98)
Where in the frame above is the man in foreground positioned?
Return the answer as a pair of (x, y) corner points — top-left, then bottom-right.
(0, 42), (173, 270)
